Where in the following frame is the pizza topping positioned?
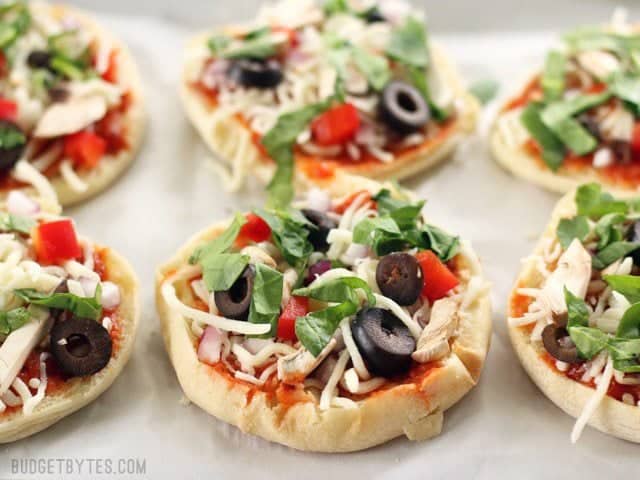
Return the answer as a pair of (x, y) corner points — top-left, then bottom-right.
(541, 323), (581, 364)
(49, 316), (112, 377)
(301, 208), (337, 252)
(375, 252), (422, 306)
(379, 80), (430, 133)
(511, 184), (640, 441)
(228, 58), (284, 89)
(164, 186), (487, 409)
(193, 0), (462, 196)
(351, 307), (415, 378)
(412, 297), (458, 363)
(0, 204), (121, 416)
(503, 13), (640, 172)
(0, 3), (130, 199)
(0, 120), (26, 172)
(213, 265), (255, 320)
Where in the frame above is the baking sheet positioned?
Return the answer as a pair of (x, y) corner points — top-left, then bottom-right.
(1, 13), (640, 480)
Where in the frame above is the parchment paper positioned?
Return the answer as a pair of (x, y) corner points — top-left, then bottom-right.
(1, 13), (639, 480)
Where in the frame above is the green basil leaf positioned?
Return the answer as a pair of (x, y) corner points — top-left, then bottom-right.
(248, 263), (283, 337)
(520, 102), (565, 171)
(254, 208), (313, 267)
(608, 337), (640, 372)
(207, 35), (231, 55)
(592, 241), (640, 270)
(293, 276), (375, 306)
(0, 2), (29, 51)
(615, 302), (640, 339)
(416, 224), (460, 262)
(222, 35), (280, 60)
(569, 325), (608, 360)
(575, 183), (629, 219)
(595, 213), (625, 249)
(0, 121), (26, 150)
(564, 27), (640, 61)
(373, 188), (424, 229)
(608, 72), (640, 112)
(406, 65), (449, 122)
(352, 46), (391, 92)
(604, 275), (640, 305)
(541, 51), (566, 102)
(189, 213), (247, 264)
(262, 101), (330, 208)
(323, 0), (350, 15)
(550, 116), (598, 155)
(564, 287), (590, 328)
(295, 301), (358, 356)
(352, 216), (400, 245)
(14, 286), (102, 320)
(386, 17), (429, 68)
(0, 307), (29, 335)
(469, 78), (499, 105)
(48, 30), (89, 63)
(556, 215), (590, 249)
(0, 212), (35, 234)
(202, 253), (250, 292)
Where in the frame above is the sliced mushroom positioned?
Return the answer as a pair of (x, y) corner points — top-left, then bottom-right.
(539, 239), (591, 315)
(412, 297), (459, 364)
(277, 338), (336, 385)
(33, 95), (107, 138)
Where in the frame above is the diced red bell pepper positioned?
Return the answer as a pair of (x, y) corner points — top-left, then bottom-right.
(0, 97), (17, 121)
(32, 219), (82, 265)
(415, 250), (460, 303)
(311, 103), (360, 146)
(272, 26), (300, 49)
(63, 131), (107, 168)
(632, 123), (640, 156)
(101, 50), (119, 84)
(236, 213), (272, 246)
(277, 296), (309, 341)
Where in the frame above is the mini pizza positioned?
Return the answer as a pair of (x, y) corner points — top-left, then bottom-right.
(491, 12), (640, 195)
(0, 191), (139, 443)
(0, 1), (145, 206)
(156, 173), (491, 452)
(509, 183), (640, 443)
(181, 0), (478, 205)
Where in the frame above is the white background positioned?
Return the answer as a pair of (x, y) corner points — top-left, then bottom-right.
(2, 1), (640, 479)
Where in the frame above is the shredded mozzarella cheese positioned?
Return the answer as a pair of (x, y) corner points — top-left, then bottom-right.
(571, 356), (614, 443)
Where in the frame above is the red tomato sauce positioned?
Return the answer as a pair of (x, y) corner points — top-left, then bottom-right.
(0, 248), (123, 418)
(541, 352), (640, 404)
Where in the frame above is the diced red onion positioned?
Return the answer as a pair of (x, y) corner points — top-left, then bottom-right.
(306, 188), (331, 213)
(202, 60), (230, 90)
(198, 326), (224, 365)
(7, 191), (40, 216)
(100, 281), (121, 309)
(305, 260), (332, 285)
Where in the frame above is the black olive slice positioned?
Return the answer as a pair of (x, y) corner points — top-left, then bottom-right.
(351, 307), (416, 378)
(301, 209), (337, 252)
(363, 7), (385, 23)
(27, 50), (52, 70)
(379, 80), (430, 134)
(50, 317), (113, 377)
(228, 59), (283, 89)
(214, 265), (255, 320)
(376, 253), (422, 306)
(541, 324), (581, 364)
(0, 120), (26, 174)
(628, 221), (640, 265)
